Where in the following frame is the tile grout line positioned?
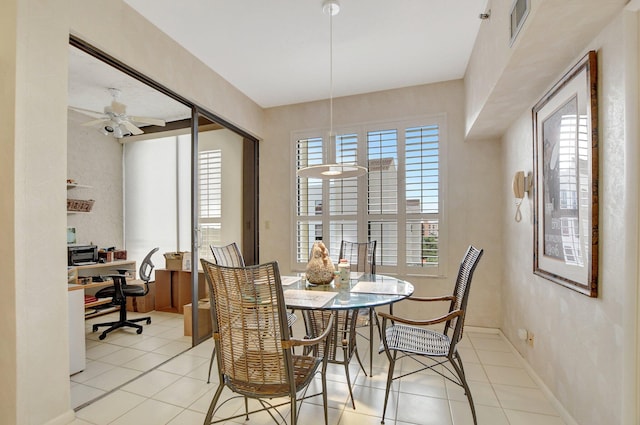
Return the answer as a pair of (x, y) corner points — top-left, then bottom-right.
(488, 329), (578, 425)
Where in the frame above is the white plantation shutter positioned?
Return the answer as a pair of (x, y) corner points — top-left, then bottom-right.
(405, 125), (440, 268)
(296, 138), (324, 262)
(367, 129), (399, 266)
(293, 117), (444, 275)
(199, 149), (222, 259)
(328, 133), (359, 260)
(330, 134), (358, 215)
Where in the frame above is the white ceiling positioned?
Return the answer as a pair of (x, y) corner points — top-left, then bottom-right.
(68, 46), (192, 124)
(68, 0), (489, 124)
(120, 0), (489, 109)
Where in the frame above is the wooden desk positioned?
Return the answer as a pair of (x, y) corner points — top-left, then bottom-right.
(68, 260), (137, 318)
(66, 259), (138, 375)
(155, 269), (206, 314)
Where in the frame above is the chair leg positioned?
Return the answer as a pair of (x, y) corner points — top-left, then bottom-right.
(342, 344), (357, 409)
(381, 351), (397, 424)
(290, 394), (298, 425)
(204, 382), (225, 424)
(450, 354), (477, 425)
(91, 299), (150, 340)
(353, 344), (368, 378)
(352, 310), (368, 377)
(207, 347), (216, 384)
(369, 307), (374, 376)
(322, 361), (329, 425)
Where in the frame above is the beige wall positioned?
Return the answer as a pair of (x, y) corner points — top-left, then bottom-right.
(0, 1), (19, 423)
(262, 81), (504, 328)
(67, 110), (124, 249)
(500, 11), (638, 425)
(1, 1), (264, 424)
(5, 0), (75, 423)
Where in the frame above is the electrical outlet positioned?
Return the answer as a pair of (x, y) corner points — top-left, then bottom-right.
(527, 332), (535, 347)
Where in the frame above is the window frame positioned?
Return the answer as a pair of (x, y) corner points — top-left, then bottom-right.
(291, 115), (448, 277)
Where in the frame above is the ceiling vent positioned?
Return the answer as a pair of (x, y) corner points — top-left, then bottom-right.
(510, 0), (529, 44)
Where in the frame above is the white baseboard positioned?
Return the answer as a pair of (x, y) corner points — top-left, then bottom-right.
(43, 409), (76, 425)
(476, 327), (579, 425)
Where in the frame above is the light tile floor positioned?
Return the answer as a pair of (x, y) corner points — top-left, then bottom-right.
(71, 310), (192, 410)
(71, 317), (570, 425)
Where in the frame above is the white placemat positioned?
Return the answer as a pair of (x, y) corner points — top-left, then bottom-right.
(280, 276), (302, 286)
(350, 280), (412, 295)
(284, 289), (337, 308)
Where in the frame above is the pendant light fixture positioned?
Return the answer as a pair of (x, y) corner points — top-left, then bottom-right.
(296, 0), (367, 180)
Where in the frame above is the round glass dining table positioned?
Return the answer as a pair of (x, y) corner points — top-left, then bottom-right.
(282, 272), (414, 377)
(282, 272), (414, 311)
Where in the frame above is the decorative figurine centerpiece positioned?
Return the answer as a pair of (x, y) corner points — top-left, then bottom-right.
(305, 241), (335, 285)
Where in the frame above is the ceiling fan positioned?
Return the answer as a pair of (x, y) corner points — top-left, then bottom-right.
(69, 88), (166, 139)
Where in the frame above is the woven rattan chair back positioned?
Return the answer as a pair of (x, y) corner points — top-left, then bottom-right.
(210, 242), (245, 267)
(377, 245), (484, 425)
(444, 245), (484, 345)
(338, 240), (378, 377)
(201, 259), (330, 424)
(205, 242), (246, 384)
(338, 240), (376, 274)
(207, 242), (297, 383)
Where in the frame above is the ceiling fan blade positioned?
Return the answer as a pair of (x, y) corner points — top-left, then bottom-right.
(129, 115), (166, 127)
(68, 106), (105, 119)
(81, 118), (109, 127)
(121, 120), (144, 135)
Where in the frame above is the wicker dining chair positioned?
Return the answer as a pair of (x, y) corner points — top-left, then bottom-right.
(301, 307), (363, 409)
(201, 259), (334, 425)
(377, 245), (484, 424)
(338, 240), (377, 376)
(210, 242), (245, 268)
(205, 242), (298, 383)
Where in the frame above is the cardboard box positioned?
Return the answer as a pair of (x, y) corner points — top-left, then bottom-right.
(183, 299), (212, 338)
(154, 269), (206, 314)
(114, 250), (127, 260)
(164, 252), (191, 270)
(154, 270), (173, 312)
(125, 281), (156, 313)
(98, 251), (113, 263)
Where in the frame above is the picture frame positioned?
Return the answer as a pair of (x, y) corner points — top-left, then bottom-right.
(532, 50), (598, 297)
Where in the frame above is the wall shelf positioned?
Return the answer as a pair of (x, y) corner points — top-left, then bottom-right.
(67, 183), (92, 189)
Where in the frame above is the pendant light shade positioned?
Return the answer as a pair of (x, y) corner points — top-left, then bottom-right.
(297, 163), (367, 179)
(296, 0), (367, 180)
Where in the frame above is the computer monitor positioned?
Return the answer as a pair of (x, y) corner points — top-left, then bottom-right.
(67, 227), (77, 244)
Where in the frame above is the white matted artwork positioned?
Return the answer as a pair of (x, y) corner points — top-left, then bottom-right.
(532, 50), (598, 297)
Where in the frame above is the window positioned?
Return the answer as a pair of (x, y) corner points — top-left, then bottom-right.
(294, 117), (445, 276)
(199, 149), (222, 259)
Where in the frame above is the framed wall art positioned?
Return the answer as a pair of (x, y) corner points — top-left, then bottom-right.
(532, 50), (598, 297)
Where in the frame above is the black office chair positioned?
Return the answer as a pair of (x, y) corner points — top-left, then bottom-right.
(92, 247), (159, 340)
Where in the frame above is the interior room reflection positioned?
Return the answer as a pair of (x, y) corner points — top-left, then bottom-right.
(67, 44), (244, 409)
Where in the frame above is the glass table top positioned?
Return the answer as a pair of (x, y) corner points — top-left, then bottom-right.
(282, 273), (414, 310)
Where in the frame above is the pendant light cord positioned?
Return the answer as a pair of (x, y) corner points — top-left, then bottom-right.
(329, 9), (334, 139)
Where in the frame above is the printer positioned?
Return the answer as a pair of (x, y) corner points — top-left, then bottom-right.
(68, 245), (98, 266)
